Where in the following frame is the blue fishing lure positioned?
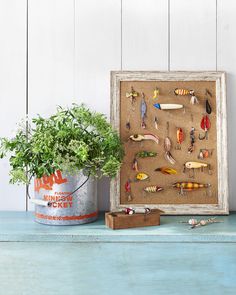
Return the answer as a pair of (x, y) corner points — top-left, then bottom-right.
(153, 103), (161, 109)
(140, 94), (147, 128)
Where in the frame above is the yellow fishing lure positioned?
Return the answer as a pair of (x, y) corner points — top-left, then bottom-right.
(136, 172), (149, 181)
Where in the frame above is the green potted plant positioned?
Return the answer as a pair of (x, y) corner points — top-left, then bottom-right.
(0, 104), (123, 225)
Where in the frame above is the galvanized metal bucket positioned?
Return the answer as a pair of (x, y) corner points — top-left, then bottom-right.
(34, 170), (98, 225)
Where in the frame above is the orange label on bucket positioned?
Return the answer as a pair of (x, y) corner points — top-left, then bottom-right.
(35, 211), (98, 221)
(43, 193), (73, 208)
(34, 170), (68, 192)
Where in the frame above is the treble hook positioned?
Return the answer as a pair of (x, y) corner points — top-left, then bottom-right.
(189, 168), (195, 179)
(179, 185), (186, 196)
(199, 130), (208, 140)
(198, 132), (206, 140)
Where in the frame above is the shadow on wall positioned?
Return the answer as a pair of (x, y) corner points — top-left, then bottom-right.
(226, 73), (236, 209)
(98, 177), (110, 211)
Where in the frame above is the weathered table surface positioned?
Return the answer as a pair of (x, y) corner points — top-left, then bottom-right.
(0, 212), (236, 295)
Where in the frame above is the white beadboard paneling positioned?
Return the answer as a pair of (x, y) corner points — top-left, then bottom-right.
(0, 0), (26, 210)
(218, 0), (236, 210)
(122, 0), (168, 70)
(28, 0), (74, 210)
(170, 0), (216, 70)
(75, 0), (121, 115)
(75, 0), (121, 210)
(28, 0), (75, 118)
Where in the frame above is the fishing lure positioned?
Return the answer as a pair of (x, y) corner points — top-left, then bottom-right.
(135, 151), (157, 158)
(126, 86), (139, 105)
(135, 172), (149, 181)
(206, 99), (212, 114)
(190, 93), (199, 105)
(205, 88), (212, 114)
(198, 149), (213, 159)
(133, 151), (157, 172)
(181, 217), (222, 229)
(140, 93), (147, 129)
(152, 87), (160, 99)
(188, 127), (195, 153)
(164, 122), (176, 165)
(132, 158), (139, 171)
(164, 144), (176, 164)
(184, 161), (208, 169)
(129, 134), (160, 145)
(172, 182), (211, 196)
(125, 180), (132, 201)
(132, 151), (157, 172)
(153, 103), (184, 110)
(143, 185), (164, 193)
(155, 167), (177, 175)
(154, 116), (159, 130)
(174, 88), (199, 105)
(199, 115), (211, 140)
(126, 121), (131, 130)
(124, 207), (151, 215)
(175, 127), (184, 150)
(164, 136), (171, 152)
(174, 88), (194, 96)
(183, 161), (212, 178)
(205, 89), (212, 97)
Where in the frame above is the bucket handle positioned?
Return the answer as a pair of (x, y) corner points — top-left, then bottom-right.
(27, 173), (90, 207)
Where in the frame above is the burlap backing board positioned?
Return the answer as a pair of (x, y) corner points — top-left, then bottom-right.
(120, 80), (218, 205)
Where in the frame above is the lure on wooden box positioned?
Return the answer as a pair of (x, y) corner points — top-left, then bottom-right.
(153, 103), (184, 110)
(155, 167), (177, 175)
(199, 115), (211, 140)
(152, 87), (160, 99)
(174, 88), (199, 105)
(172, 181), (211, 196)
(175, 127), (184, 150)
(143, 185), (164, 193)
(140, 93), (147, 129)
(135, 172), (149, 181)
(183, 161), (212, 178)
(125, 180), (132, 202)
(126, 86), (139, 105)
(124, 207), (151, 215)
(188, 127), (195, 154)
(129, 134), (160, 145)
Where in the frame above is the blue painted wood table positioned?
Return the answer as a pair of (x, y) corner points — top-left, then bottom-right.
(0, 212), (236, 295)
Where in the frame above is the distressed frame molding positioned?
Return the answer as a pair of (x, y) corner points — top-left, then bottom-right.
(110, 71), (228, 215)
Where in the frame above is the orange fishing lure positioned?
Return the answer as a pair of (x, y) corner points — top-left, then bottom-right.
(176, 127), (184, 150)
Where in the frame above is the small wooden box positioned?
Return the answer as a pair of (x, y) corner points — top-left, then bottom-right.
(105, 209), (164, 230)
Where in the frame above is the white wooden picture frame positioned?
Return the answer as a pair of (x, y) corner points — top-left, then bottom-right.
(110, 71), (228, 215)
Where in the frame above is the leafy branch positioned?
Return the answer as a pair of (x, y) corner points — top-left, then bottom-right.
(0, 104), (124, 184)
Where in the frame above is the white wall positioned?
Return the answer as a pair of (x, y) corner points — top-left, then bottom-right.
(0, 0), (235, 211)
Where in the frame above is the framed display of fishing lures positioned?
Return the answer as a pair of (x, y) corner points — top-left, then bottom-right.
(110, 71), (228, 215)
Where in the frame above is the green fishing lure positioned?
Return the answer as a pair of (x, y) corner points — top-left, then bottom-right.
(135, 151), (157, 158)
